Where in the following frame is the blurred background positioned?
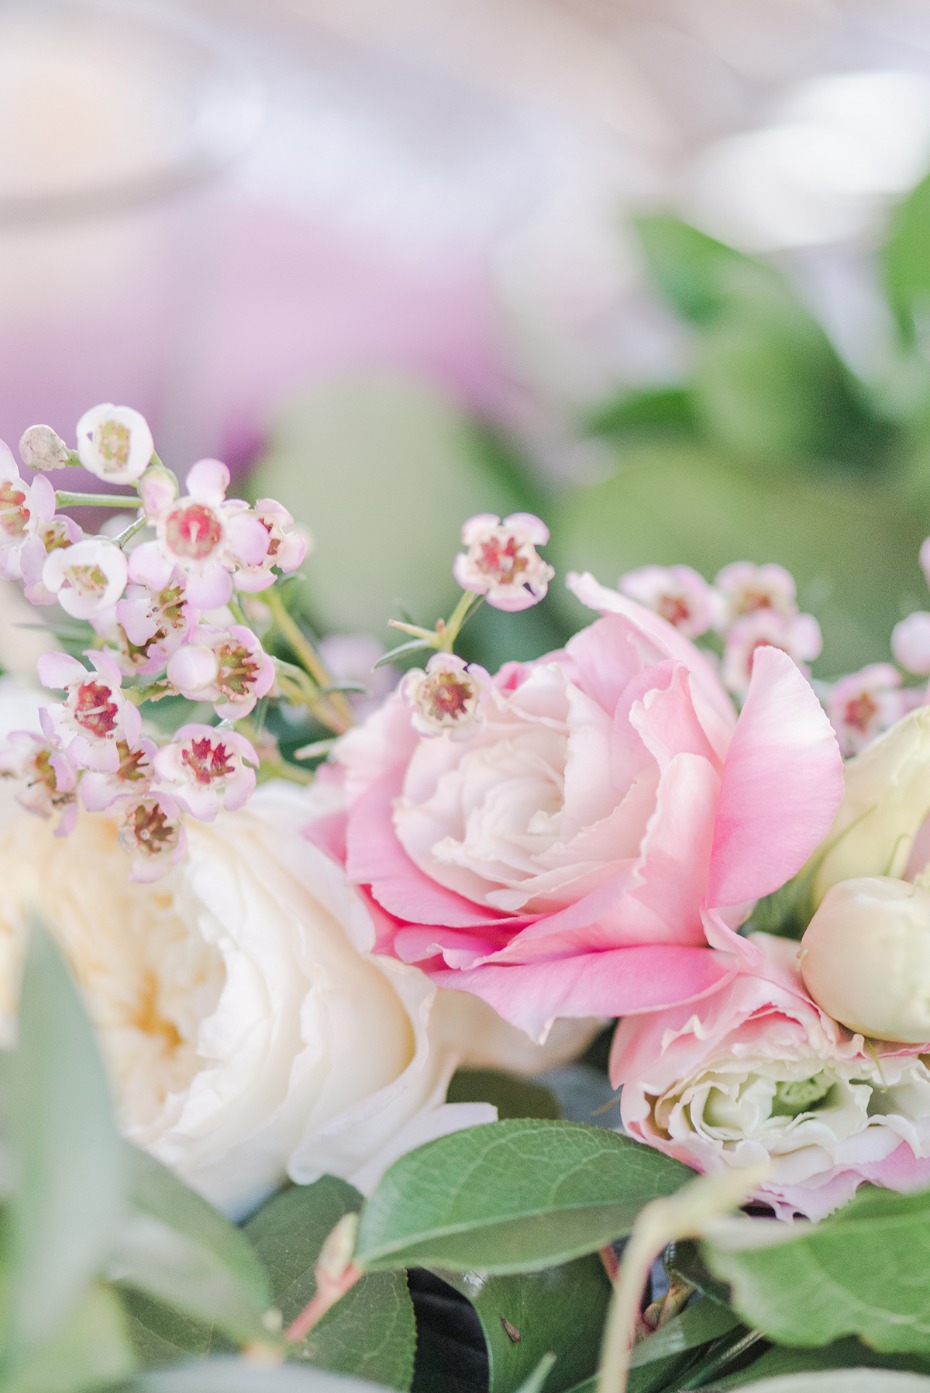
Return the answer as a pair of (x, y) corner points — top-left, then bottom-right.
(6, 0), (930, 674)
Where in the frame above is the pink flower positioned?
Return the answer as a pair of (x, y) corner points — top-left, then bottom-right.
(166, 624), (275, 719)
(329, 572), (843, 1039)
(130, 459), (269, 609)
(612, 933), (930, 1221)
(0, 729), (78, 834)
(75, 403), (154, 485)
(80, 736), (158, 812)
(401, 655), (488, 738)
(827, 664), (911, 756)
(452, 513), (554, 611)
(233, 499), (309, 593)
(618, 565), (718, 638)
(714, 562), (799, 625)
(721, 609), (822, 697)
(114, 791), (186, 882)
(154, 723), (258, 821)
(0, 447), (61, 583)
(37, 650), (141, 774)
(111, 573), (199, 675)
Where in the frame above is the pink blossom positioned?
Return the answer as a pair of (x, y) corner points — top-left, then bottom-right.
(0, 729), (78, 834)
(37, 650), (141, 773)
(721, 609), (822, 696)
(827, 664), (911, 756)
(234, 499), (309, 593)
(75, 403), (154, 485)
(618, 565), (718, 638)
(114, 791), (186, 882)
(154, 723), (258, 821)
(714, 562), (799, 626)
(452, 512), (554, 611)
(0, 447), (61, 584)
(19, 512), (83, 606)
(892, 611), (930, 676)
(130, 459), (269, 609)
(42, 537), (128, 619)
(166, 624), (275, 719)
(80, 736), (158, 811)
(612, 933), (930, 1221)
(326, 571), (843, 1040)
(111, 573), (199, 675)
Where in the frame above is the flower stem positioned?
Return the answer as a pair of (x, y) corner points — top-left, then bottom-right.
(111, 513), (148, 548)
(55, 491), (140, 509)
(264, 587), (352, 733)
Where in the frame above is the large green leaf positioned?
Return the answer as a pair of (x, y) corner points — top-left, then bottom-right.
(4, 925), (128, 1362)
(701, 1186), (930, 1354)
(110, 1149), (272, 1347)
(245, 1178), (415, 1392)
(3, 1282), (135, 1393)
(634, 216), (780, 326)
(884, 170), (930, 346)
(120, 1289), (217, 1369)
(709, 1375), (930, 1393)
(126, 1361), (393, 1391)
(553, 439), (927, 675)
(355, 1120), (691, 1274)
(691, 283), (889, 473)
(441, 1254), (610, 1393)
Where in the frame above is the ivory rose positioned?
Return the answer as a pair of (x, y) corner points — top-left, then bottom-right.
(0, 771), (492, 1216)
(332, 573), (843, 1039)
(613, 933), (930, 1220)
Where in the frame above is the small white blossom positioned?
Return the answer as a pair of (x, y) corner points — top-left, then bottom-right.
(75, 404), (154, 485)
(453, 512), (554, 611)
(42, 537), (128, 619)
(402, 654), (487, 738)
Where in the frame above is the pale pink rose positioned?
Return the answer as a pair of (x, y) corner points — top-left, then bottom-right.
(328, 573), (843, 1040)
(613, 933), (930, 1221)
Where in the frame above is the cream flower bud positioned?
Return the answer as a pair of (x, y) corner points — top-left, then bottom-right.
(801, 876), (930, 1043)
(19, 424), (72, 473)
(812, 706), (930, 904)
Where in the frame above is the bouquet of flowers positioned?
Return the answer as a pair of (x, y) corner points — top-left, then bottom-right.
(3, 403), (930, 1393)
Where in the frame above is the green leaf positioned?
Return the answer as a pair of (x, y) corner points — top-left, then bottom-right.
(110, 1149), (272, 1347)
(585, 386), (698, 439)
(552, 439), (928, 676)
(511, 1356), (557, 1393)
(701, 1186), (930, 1355)
(709, 1375), (930, 1393)
(4, 924), (128, 1361)
(120, 1288), (217, 1369)
(884, 170), (930, 345)
(446, 1070), (559, 1121)
(355, 1120), (692, 1274)
(690, 283), (890, 473)
(3, 1282), (135, 1393)
(441, 1254), (611, 1393)
(634, 216), (780, 325)
(245, 1178), (415, 1391)
(127, 1360), (393, 1391)
(711, 1338), (930, 1388)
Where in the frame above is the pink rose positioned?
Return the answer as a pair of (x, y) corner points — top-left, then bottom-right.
(330, 573), (843, 1039)
(612, 933), (930, 1220)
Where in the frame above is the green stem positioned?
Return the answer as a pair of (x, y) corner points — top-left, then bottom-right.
(264, 587), (352, 733)
(437, 590), (483, 653)
(111, 513), (148, 548)
(56, 491), (140, 509)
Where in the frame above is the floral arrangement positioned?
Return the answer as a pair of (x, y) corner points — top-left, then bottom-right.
(4, 403), (930, 1393)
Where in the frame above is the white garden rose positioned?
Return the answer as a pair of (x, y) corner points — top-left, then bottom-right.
(0, 773), (493, 1216)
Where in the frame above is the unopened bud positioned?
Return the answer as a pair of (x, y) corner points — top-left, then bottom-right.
(19, 424), (73, 472)
(801, 875), (930, 1043)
